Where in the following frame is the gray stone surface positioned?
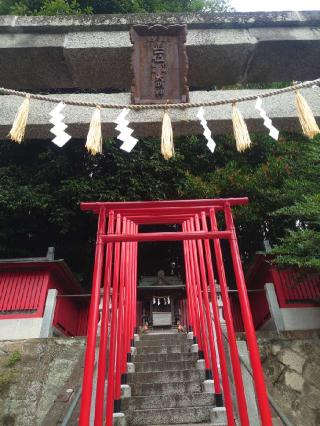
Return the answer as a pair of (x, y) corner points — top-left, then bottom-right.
(203, 379), (215, 394)
(0, 11), (320, 90)
(126, 332), (216, 425)
(127, 362), (135, 373)
(127, 406), (211, 425)
(191, 343), (199, 353)
(278, 349), (305, 374)
(1, 88), (319, 140)
(122, 393), (215, 410)
(130, 380), (202, 396)
(237, 340), (259, 426)
(135, 335), (188, 347)
(39, 288), (57, 338)
(113, 412), (126, 426)
(134, 352), (198, 363)
(210, 407), (227, 424)
(238, 330), (320, 426)
(197, 359), (206, 370)
(134, 360), (197, 372)
(284, 371), (304, 392)
(0, 337), (85, 426)
(121, 384), (132, 399)
(128, 369), (200, 384)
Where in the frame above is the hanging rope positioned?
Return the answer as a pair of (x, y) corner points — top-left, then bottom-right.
(0, 78), (319, 110)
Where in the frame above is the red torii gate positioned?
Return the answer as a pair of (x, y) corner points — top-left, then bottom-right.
(79, 198), (272, 426)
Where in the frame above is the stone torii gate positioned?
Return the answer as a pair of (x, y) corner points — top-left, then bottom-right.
(1, 11), (320, 139)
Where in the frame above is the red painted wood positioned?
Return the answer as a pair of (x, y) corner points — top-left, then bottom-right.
(274, 268), (320, 307)
(0, 266), (89, 335)
(0, 271), (47, 316)
(80, 197), (249, 213)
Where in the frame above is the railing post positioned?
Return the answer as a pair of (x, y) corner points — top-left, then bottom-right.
(39, 289), (58, 338)
(265, 282), (285, 333)
(94, 211), (115, 425)
(105, 214), (122, 426)
(209, 208), (250, 426)
(114, 217), (128, 409)
(200, 212), (235, 424)
(186, 219), (211, 368)
(79, 208), (106, 426)
(182, 221), (198, 340)
(224, 203), (273, 426)
(193, 215), (221, 397)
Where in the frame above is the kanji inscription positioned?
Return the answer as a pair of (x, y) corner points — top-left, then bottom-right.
(130, 25), (189, 104)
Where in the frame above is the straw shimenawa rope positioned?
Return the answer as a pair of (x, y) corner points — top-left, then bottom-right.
(85, 106), (102, 155)
(161, 110), (174, 160)
(232, 103), (252, 152)
(0, 79), (320, 110)
(295, 90), (320, 138)
(9, 94), (30, 143)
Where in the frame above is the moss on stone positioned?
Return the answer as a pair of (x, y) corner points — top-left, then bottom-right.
(6, 351), (21, 368)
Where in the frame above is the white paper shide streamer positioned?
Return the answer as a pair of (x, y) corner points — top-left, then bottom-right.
(115, 108), (138, 152)
(255, 97), (279, 141)
(197, 107), (216, 152)
(49, 102), (72, 147)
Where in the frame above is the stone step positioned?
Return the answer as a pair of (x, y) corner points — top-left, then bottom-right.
(131, 380), (202, 396)
(139, 334), (188, 342)
(128, 370), (201, 384)
(134, 360), (197, 372)
(145, 423), (228, 426)
(134, 353), (198, 363)
(136, 339), (190, 348)
(126, 406), (212, 425)
(137, 345), (191, 355)
(123, 392), (215, 410)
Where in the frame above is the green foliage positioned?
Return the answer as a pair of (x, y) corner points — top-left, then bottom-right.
(0, 370), (15, 395)
(6, 351), (21, 368)
(0, 351), (21, 395)
(272, 192), (320, 270)
(0, 0), (233, 15)
(0, 132), (319, 283)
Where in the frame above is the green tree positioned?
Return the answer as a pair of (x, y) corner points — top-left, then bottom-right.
(271, 193), (320, 270)
(0, 133), (319, 285)
(0, 0), (233, 15)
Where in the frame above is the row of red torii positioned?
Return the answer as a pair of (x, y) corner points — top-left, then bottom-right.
(79, 198), (273, 426)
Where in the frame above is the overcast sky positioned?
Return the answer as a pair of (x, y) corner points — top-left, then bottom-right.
(231, 0), (320, 12)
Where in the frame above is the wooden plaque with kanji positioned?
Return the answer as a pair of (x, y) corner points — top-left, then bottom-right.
(130, 24), (189, 105)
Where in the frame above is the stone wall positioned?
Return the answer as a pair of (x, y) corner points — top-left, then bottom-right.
(242, 331), (320, 426)
(1, 332), (320, 425)
(0, 337), (85, 426)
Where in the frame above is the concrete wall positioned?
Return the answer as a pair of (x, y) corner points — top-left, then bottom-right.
(0, 318), (43, 341)
(281, 307), (320, 331)
(264, 283), (320, 332)
(0, 289), (57, 341)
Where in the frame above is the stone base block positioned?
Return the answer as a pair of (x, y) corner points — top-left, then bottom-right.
(121, 384), (131, 399)
(130, 346), (137, 356)
(127, 362), (135, 373)
(113, 412), (126, 426)
(196, 359), (205, 370)
(210, 406), (227, 424)
(134, 333), (140, 342)
(191, 343), (198, 353)
(203, 379), (215, 394)
(187, 331), (194, 340)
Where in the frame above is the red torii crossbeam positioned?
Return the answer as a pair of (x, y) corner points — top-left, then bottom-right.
(78, 198), (273, 426)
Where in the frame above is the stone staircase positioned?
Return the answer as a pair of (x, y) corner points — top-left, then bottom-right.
(122, 332), (225, 426)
